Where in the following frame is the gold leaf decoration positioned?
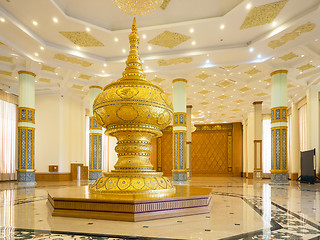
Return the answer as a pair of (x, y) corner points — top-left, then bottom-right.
(216, 95), (228, 100)
(234, 100), (244, 103)
(0, 70), (12, 76)
(216, 79), (236, 88)
(240, 0), (288, 29)
(232, 109), (241, 111)
(238, 87), (251, 92)
(279, 52), (299, 61)
(41, 65), (56, 72)
(158, 57), (192, 66)
(245, 68), (261, 75)
(54, 54), (93, 67)
(196, 73), (211, 80)
(264, 78), (271, 83)
(217, 106), (226, 109)
(39, 78), (51, 83)
(148, 31), (191, 48)
(297, 63), (314, 72)
(287, 84), (295, 88)
(78, 74), (92, 80)
(219, 65), (238, 70)
(152, 77), (165, 83)
(268, 22), (316, 49)
(198, 90), (210, 95)
(160, 0), (171, 10)
(200, 102), (209, 105)
(0, 42), (6, 46)
(0, 56), (13, 63)
(256, 93), (268, 97)
(72, 84), (83, 90)
(60, 32), (104, 47)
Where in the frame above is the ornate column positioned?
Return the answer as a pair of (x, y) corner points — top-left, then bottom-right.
(186, 105), (192, 179)
(89, 86), (103, 180)
(270, 70), (288, 185)
(172, 78), (187, 183)
(290, 102), (299, 180)
(253, 101), (263, 179)
(17, 71), (36, 184)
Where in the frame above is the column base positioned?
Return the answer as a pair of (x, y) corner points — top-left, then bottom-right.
(270, 172), (289, 185)
(254, 170), (262, 179)
(17, 172), (36, 184)
(89, 171), (102, 180)
(173, 172), (188, 184)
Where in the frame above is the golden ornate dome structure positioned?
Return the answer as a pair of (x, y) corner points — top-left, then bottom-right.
(90, 18), (175, 199)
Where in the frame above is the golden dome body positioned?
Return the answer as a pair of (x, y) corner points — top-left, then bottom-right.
(90, 18), (175, 199)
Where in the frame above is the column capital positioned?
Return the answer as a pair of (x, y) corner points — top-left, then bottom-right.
(18, 70), (36, 77)
(89, 85), (103, 90)
(252, 101), (263, 105)
(270, 70), (288, 77)
(187, 105), (193, 108)
(172, 78), (187, 84)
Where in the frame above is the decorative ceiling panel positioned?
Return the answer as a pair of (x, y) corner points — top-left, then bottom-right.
(198, 90), (210, 95)
(297, 63), (314, 72)
(264, 78), (271, 83)
(78, 74), (92, 80)
(158, 57), (192, 66)
(279, 52), (299, 61)
(0, 70), (12, 76)
(152, 77), (166, 83)
(244, 68), (261, 75)
(60, 32), (104, 47)
(256, 92), (268, 97)
(216, 79), (236, 88)
(240, 0), (288, 30)
(216, 95), (228, 100)
(148, 31), (191, 48)
(268, 22), (316, 49)
(238, 87), (251, 92)
(0, 56), (13, 63)
(54, 54), (93, 67)
(39, 78), (51, 83)
(219, 65), (238, 70)
(41, 65), (56, 72)
(234, 100), (244, 103)
(72, 84), (83, 90)
(200, 102), (209, 105)
(196, 73), (211, 80)
(160, 0), (171, 10)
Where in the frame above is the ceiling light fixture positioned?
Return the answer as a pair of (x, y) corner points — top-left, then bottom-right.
(148, 46), (152, 50)
(0, 18), (5, 22)
(301, 54), (304, 57)
(53, 17), (58, 23)
(114, 37), (119, 42)
(189, 28), (194, 33)
(112, 0), (163, 16)
(104, 63), (107, 67)
(272, 21), (277, 27)
(40, 46), (44, 50)
(220, 24), (225, 30)
(34, 53), (39, 56)
(257, 54), (262, 58)
(32, 20), (38, 26)
(249, 47), (254, 52)
(122, 49), (126, 53)
(102, 70), (105, 73)
(192, 41), (196, 45)
(76, 46), (80, 50)
(142, 34), (146, 39)
(86, 27), (91, 32)
(246, 3), (252, 9)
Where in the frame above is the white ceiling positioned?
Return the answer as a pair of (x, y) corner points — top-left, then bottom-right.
(0, 0), (320, 124)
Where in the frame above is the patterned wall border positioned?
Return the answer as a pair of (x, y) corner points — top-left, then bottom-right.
(18, 107), (35, 124)
(89, 133), (102, 172)
(17, 127), (35, 172)
(271, 107), (287, 123)
(173, 130), (187, 171)
(271, 126), (288, 173)
(89, 116), (102, 130)
(157, 138), (162, 172)
(173, 112), (186, 127)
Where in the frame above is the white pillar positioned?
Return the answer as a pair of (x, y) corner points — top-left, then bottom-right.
(253, 101), (263, 179)
(270, 70), (288, 185)
(290, 102), (300, 180)
(306, 88), (320, 175)
(17, 71), (36, 184)
(172, 78), (187, 183)
(89, 86), (103, 180)
(247, 111), (255, 178)
(242, 120), (248, 177)
(186, 105), (192, 179)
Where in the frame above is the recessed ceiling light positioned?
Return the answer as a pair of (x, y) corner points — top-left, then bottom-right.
(76, 46), (80, 50)
(253, 65), (256, 68)
(104, 63), (107, 67)
(40, 46), (44, 50)
(34, 53), (39, 56)
(148, 46), (152, 50)
(299, 71), (302, 74)
(73, 77), (76, 79)
(55, 73), (58, 75)
(192, 41), (196, 45)
(246, 3), (252, 9)
(214, 74), (216, 77)
(301, 54), (304, 57)
(310, 60), (313, 63)
(249, 47), (254, 52)
(142, 34), (146, 39)
(86, 27), (91, 32)
(101, 70), (105, 73)
(220, 24), (225, 30)
(315, 39), (319, 42)
(145, 66), (149, 69)
(32, 20), (38, 26)
(53, 17), (58, 23)
(122, 49), (126, 53)
(257, 54), (261, 58)
(259, 80), (261, 82)
(0, 18), (5, 22)
(272, 57), (275, 60)
(114, 37), (118, 42)
(206, 59), (210, 63)
(189, 28), (194, 33)
(272, 21), (277, 27)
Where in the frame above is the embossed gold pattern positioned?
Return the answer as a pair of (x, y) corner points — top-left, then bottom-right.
(268, 22), (316, 49)
(78, 74), (92, 80)
(60, 32), (104, 47)
(279, 52), (299, 61)
(152, 77), (165, 83)
(240, 0), (288, 30)
(72, 84), (83, 90)
(245, 68), (261, 76)
(0, 70), (12, 76)
(113, 0), (163, 16)
(54, 54), (93, 67)
(216, 79), (236, 88)
(39, 78), (51, 83)
(148, 31), (191, 48)
(160, 0), (170, 10)
(41, 65), (56, 72)
(196, 73), (211, 80)
(0, 56), (13, 63)
(297, 63), (314, 72)
(90, 18), (175, 198)
(219, 65), (238, 70)
(158, 57), (192, 66)
(238, 87), (251, 92)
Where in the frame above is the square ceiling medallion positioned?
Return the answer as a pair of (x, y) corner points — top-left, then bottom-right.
(148, 31), (191, 48)
(39, 78), (51, 83)
(240, 0), (288, 30)
(78, 74), (92, 80)
(268, 22), (316, 49)
(0, 56), (13, 63)
(158, 57), (192, 66)
(245, 68), (261, 76)
(54, 54), (93, 67)
(279, 52), (299, 61)
(196, 73), (211, 80)
(216, 79), (236, 88)
(152, 77), (166, 83)
(60, 32), (104, 47)
(41, 65), (56, 72)
(297, 63), (314, 72)
(0, 70), (12, 76)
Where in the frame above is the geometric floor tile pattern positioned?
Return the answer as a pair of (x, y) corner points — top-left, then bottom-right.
(1, 178), (320, 240)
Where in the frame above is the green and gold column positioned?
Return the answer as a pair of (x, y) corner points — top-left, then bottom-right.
(172, 78), (187, 183)
(270, 70), (289, 185)
(89, 86), (103, 180)
(17, 71), (36, 184)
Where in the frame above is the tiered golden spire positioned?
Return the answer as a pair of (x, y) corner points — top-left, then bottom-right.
(120, 18), (147, 81)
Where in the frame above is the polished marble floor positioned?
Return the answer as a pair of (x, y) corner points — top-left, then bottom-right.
(1, 177), (320, 240)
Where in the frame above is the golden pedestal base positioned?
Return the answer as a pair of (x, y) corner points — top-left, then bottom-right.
(48, 185), (212, 222)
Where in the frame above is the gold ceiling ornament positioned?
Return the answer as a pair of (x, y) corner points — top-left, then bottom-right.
(217, 106), (226, 109)
(287, 84), (295, 88)
(90, 18), (175, 199)
(113, 0), (163, 16)
(0, 56), (13, 63)
(158, 57), (192, 66)
(60, 32), (104, 47)
(216, 79), (236, 88)
(38, 78), (51, 83)
(0, 41), (6, 46)
(72, 84), (83, 90)
(196, 73), (211, 80)
(256, 93), (268, 97)
(297, 63), (314, 72)
(0, 70), (12, 76)
(232, 109), (241, 111)
(279, 52), (299, 61)
(200, 102), (209, 105)
(234, 100), (244, 103)
(240, 0), (288, 30)
(268, 22), (316, 49)
(78, 74), (92, 80)
(216, 95), (228, 100)
(152, 77), (166, 83)
(264, 78), (271, 83)
(41, 65), (56, 72)
(160, 0), (171, 10)
(148, 31), (191, 48)
(54, 54), (93, 67)
(238, 87), (251, 92)
(198, 90), (210, 95)
(244, 68), (261, 75)
(219, 65), (238, 70)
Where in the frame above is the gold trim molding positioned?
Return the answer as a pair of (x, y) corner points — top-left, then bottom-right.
(18, 71), (36, 77)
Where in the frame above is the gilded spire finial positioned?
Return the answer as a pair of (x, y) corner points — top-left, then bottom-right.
(120, 18), (147, 81)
